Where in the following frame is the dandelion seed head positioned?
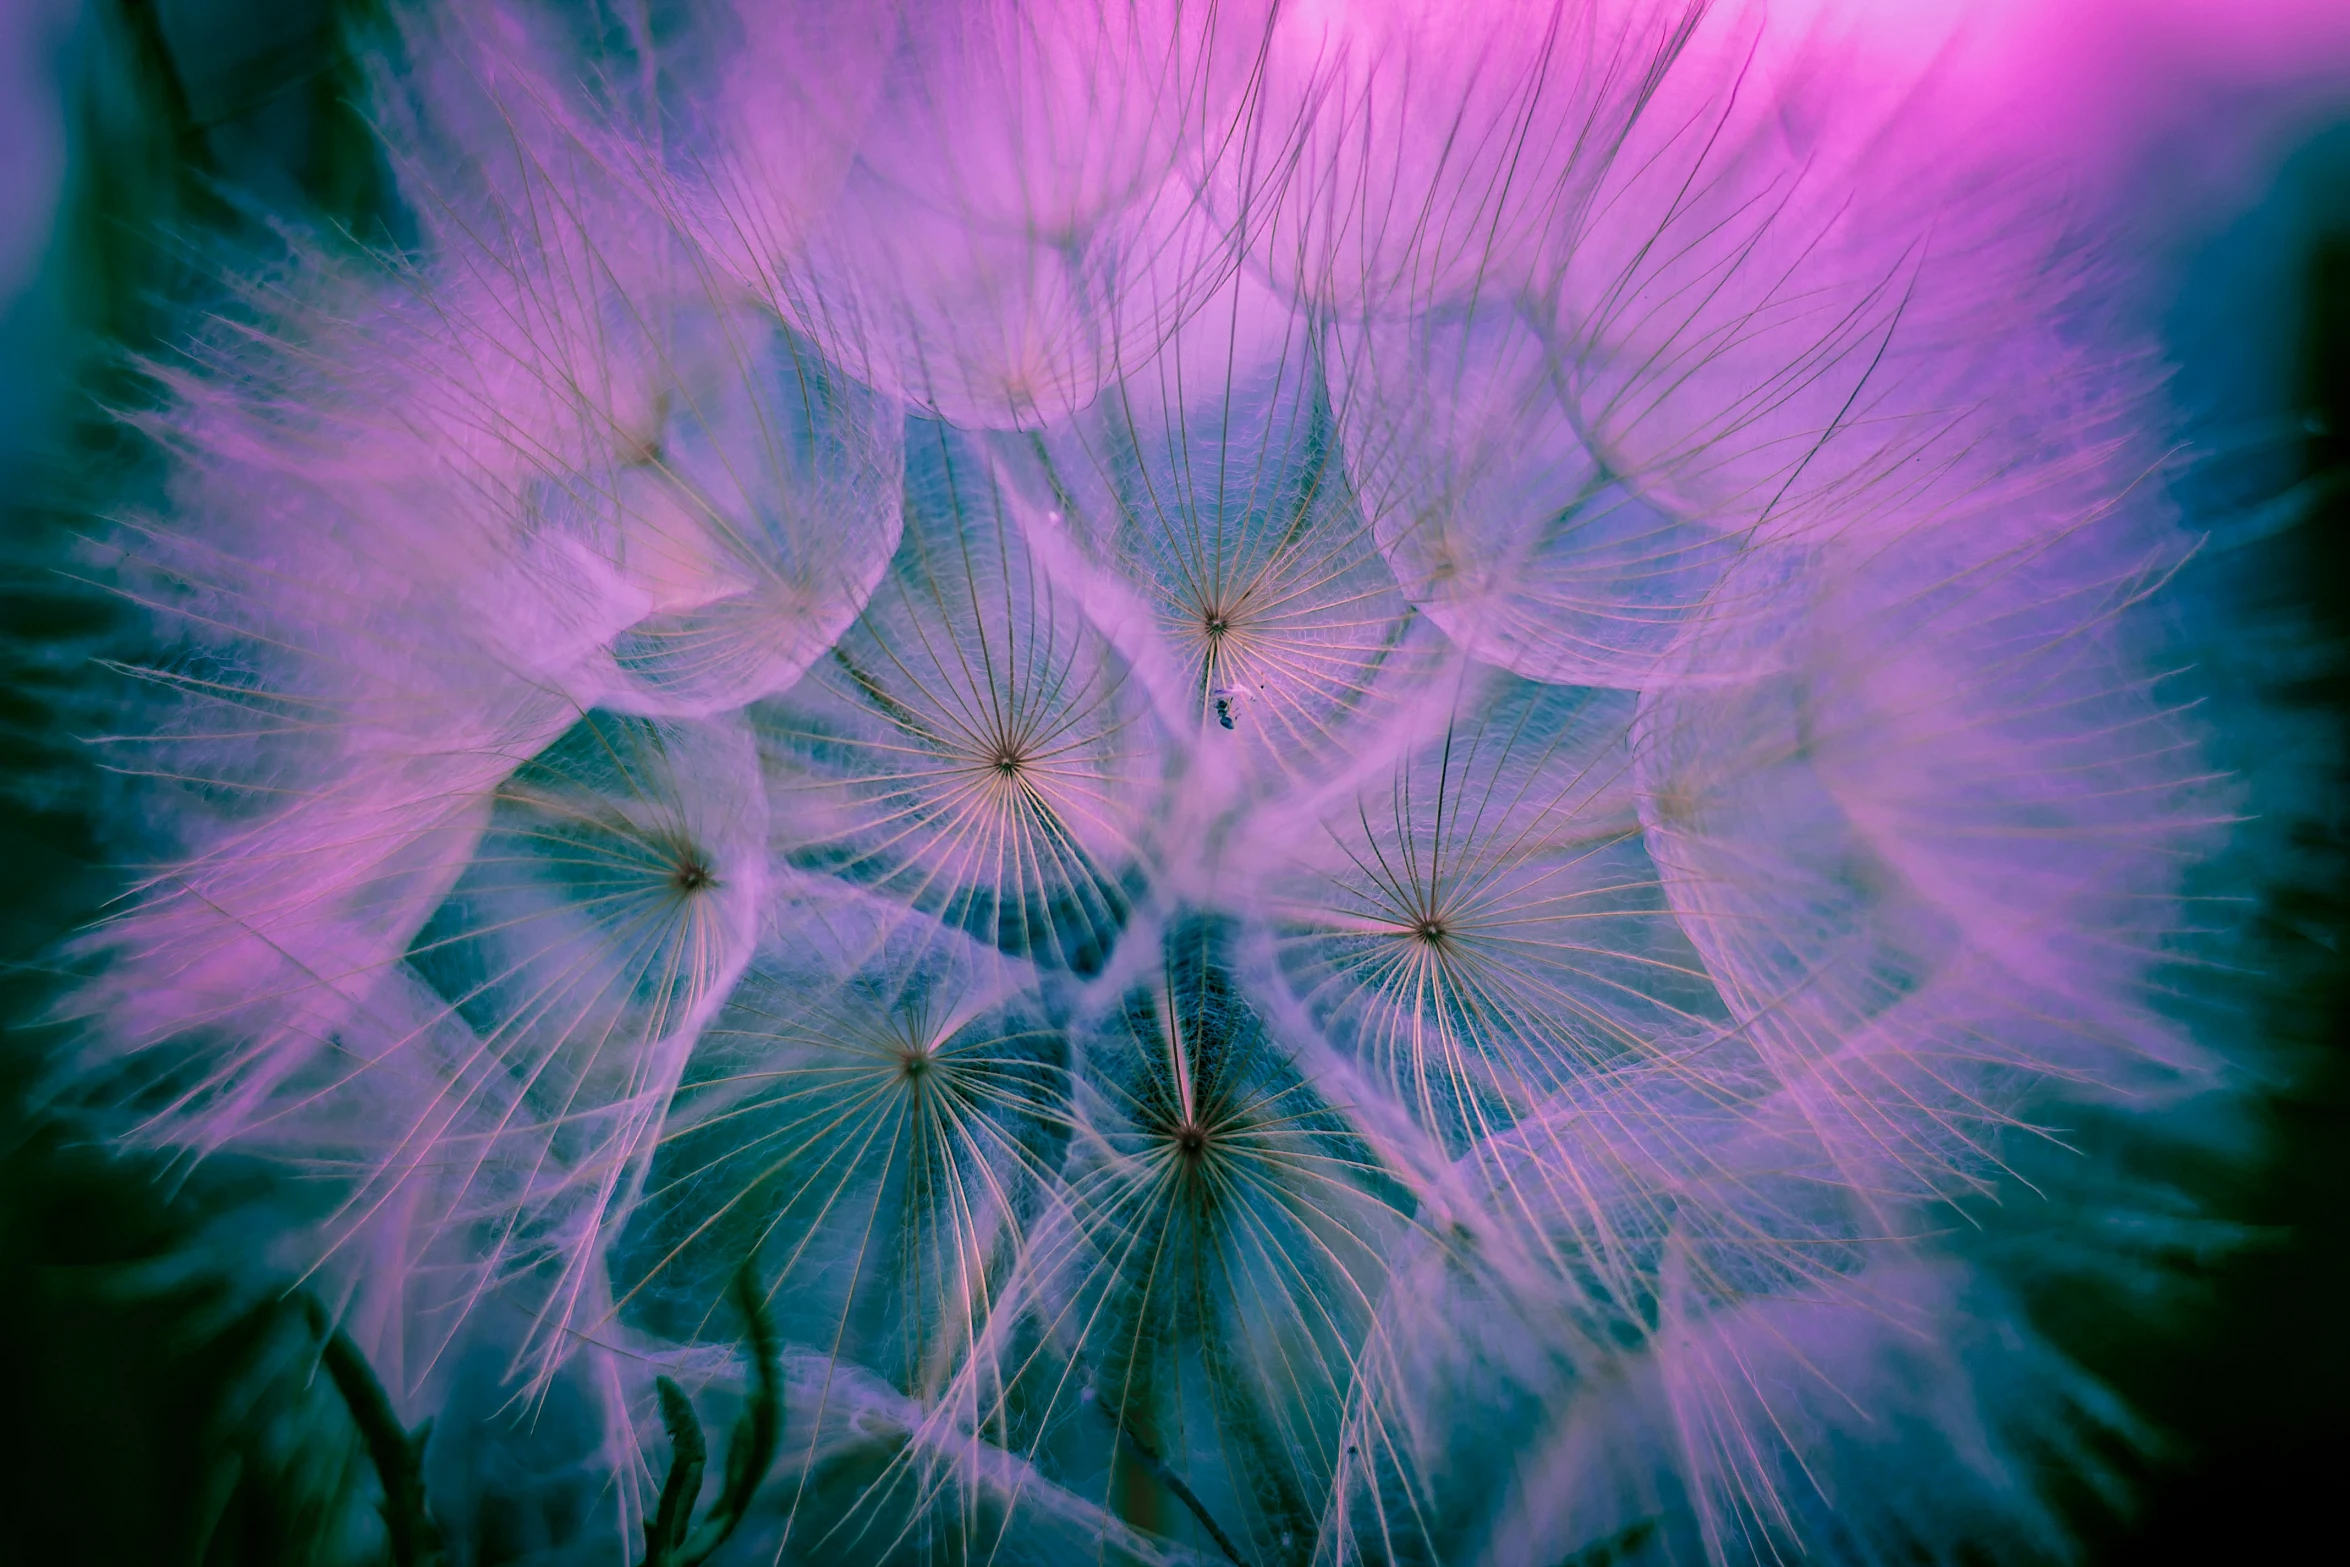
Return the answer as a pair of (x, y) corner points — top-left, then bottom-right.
(53, 1), (2265, 1562)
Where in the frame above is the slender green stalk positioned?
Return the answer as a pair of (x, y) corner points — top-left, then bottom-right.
(304, 1297), (445, 1567)
(642, 1377), (708, 1567)
(642, 1262), (783, 1567)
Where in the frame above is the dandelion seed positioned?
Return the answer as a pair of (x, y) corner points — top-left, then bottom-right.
(1265, 675), (1724, 1161)
(1045, 915), (1406, 1562)
(389, 710), (766, 1382)
(622, 890), (1066, 1410)
(761, 418), (1165, 974)
(555, 306), (907, 720)
(1005, 267), (1449, 796)
(698, 0), (1271, 428)
(1331, 299), (1758, 688)
(1239, 0), (1697, 313)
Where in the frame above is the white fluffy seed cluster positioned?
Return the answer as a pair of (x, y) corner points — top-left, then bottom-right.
(72, 3), (2224, 1563)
